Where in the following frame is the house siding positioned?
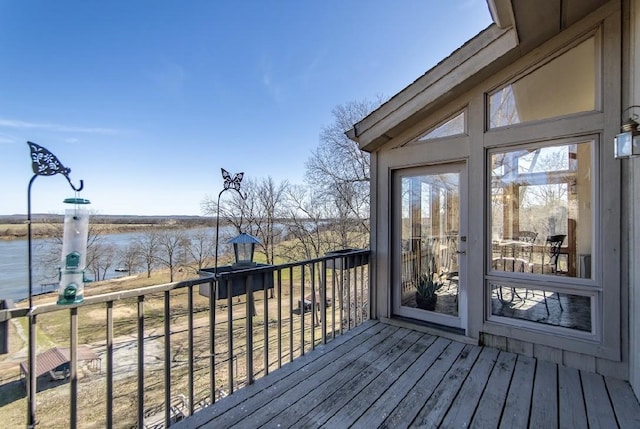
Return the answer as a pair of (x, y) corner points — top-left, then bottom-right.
(365, 0), (633, 384)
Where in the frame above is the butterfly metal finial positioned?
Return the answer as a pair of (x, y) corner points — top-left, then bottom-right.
(28, 141), (84, 192)
(220, 168), (246, 199)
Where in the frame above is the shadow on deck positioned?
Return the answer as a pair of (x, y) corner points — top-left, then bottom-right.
(175, 320), (640, 428)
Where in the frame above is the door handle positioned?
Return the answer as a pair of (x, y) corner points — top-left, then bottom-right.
(456, 250), (466, 255)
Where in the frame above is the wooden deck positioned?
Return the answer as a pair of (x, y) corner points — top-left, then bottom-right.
(175, 320), (640, 428)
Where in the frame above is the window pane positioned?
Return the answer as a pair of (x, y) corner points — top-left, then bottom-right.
(400, 173), (459, 317)
(490, 283), (592, 332)
(490, 141), (593, 278)
(416, 111), (465, 141)
(489, 37), (596, 128)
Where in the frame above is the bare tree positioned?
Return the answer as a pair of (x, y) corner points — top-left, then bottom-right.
(156, 230), (189, 282)
(202, 176), (289, 265)
(305, 98), (383, 245)
(252, 177), (288, 264)
(281, 184), (330, 262)
(116, 242), (141, 276)
(136, 230), (161, 278)
(87, 242), (116, 281)
(185, 229), (214, 274)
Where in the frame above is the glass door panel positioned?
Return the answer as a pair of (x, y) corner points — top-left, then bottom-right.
(394, 163), (466, 328)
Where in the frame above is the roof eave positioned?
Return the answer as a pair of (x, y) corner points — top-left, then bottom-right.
(348, 24), (519, 152)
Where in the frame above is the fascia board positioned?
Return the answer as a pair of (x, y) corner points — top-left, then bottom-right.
(354, 25), (518, 152)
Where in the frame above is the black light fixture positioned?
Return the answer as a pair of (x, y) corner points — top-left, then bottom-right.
(229, 232), (260, 267)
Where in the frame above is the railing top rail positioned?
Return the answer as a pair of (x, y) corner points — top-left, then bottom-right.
(212, 248), (370, 279)
(0, 248), (370, 320)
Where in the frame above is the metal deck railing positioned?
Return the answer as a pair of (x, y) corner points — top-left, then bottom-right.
(0, 249), (369, 428)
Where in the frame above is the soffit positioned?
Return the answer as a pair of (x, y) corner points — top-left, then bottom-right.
(510, 0), (608, 50)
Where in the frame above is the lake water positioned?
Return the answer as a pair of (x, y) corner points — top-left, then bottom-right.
(0, 227), (222, 304)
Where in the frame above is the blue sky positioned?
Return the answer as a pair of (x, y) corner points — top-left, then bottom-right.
(0, 0), (492, 216)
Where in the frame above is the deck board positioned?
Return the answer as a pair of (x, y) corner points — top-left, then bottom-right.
(228, 324), (400, 428)
(311, 331), (435, 428)
(269, 329), (420, 428)
(499, 354), (535, 428)
(440, 347), (499, 428)
(558, 366), (587, 428)
(581, 371), (618, 428)
(469, 351), (517, 429)
(410, 344), (482, 427)
(349, 336), (450, 428)
(530, 359), (558, 428)
(379, 341), (466, 428)
(173, 320), (640, 429)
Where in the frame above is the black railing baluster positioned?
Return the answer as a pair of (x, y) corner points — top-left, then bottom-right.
(70, 307), (78, 428)
(137, 296), (144, 429)
(353, 263), (359, 327)
(321, 260), (327, 344)
(263, 272), (269, 376)
(187, 285), (195, 415)
(106, 301), (113, 429)
(288, 266), (293, 363)
(209, 279), (215, 403)
(346, 258), (351, 329)
(163, 291), (171, 427)
(311, 263), (316, 349)
(226, 278), (234, 394)
(277, 269), (282, 369)
(300, 265), (305, 356)
(246, 276), (254, 384)
(331, 263), (336, 339)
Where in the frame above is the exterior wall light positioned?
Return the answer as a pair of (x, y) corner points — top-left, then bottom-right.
(614, 118), (640, 158)
(57, 197), (91, 305)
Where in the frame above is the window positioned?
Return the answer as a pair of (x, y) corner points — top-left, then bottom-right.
(488, 36), (597, 128)
(489, 141), (593, 278)
(488, 140), (595, 332)
(413, 111), (466, 142)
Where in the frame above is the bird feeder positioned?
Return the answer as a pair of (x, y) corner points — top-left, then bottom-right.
(57, 197), (91, 305)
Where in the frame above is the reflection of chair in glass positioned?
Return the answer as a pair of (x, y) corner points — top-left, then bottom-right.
(517, 231), (538, 262)
(545, 234), (566, 274)
(542, 234), (566, 313)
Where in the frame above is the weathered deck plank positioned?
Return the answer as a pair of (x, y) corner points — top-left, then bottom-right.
(174, 321), (640, 429)
(178, 320), (387, 428)
(258, 328), (419, 428)
(606, 376), (640, 428)
(410, 344), (482, 427)
(558, 366), (587, 428)
(228, 324), (400, 428)
(530, 359), (558, 428)
(581, 371), (618, 428)
(469, 351), (517, 429)
(305, 331), (436, 428)
(348, 336), (451, 428)
(378, 341), (466, 428)
(440, 347), (500, 428)
(499, 354), (535, 428)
